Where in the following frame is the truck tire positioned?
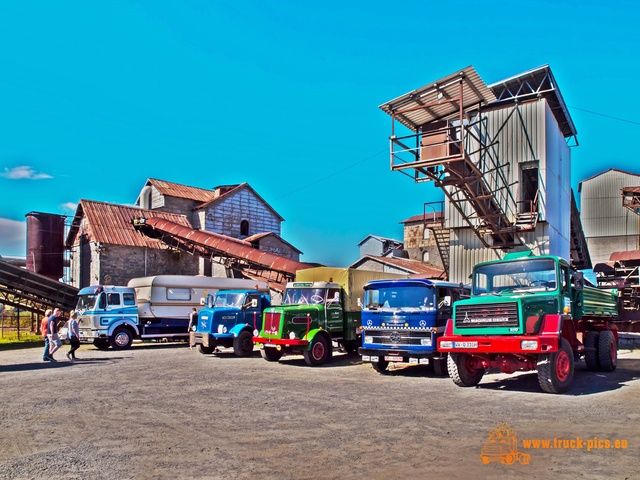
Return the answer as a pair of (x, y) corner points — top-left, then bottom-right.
(448, 352), (484, 387)
(371, 359), (389, 374)
(303, 335), (332, 367)
(583, 331), (600, 371)
(109, 327), (133, 350)
(537, 338), (574, 393)
(433, 355), (449, 377)
(199, 345), (215, 355)
(598, 330), (617, 372)
(260, 347), (283, 362)
(233, 330), (254, 357)
(93, 339), (110, 350)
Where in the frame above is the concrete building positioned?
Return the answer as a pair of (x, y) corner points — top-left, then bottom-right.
(579, 168), (640, 265)
(380, 65), (588, 283)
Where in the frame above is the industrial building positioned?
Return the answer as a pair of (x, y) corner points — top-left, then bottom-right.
(379, 65), (590, 283)
(579, 168), (640, 265)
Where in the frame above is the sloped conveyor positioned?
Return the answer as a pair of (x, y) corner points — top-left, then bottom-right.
(133, 218), (315, 292)
(0, 259), (79, 315)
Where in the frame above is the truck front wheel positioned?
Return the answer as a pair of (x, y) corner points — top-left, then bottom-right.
(233, 330), (254, 357)
(199, 345), (215, 354)
(260, 347), (283, 362)
(433, 355), (449, 377)
(371, 359), (389, 374)
(537, 338), (574, 393)
(598, 330), (617, 372)
(583, 331), (600, 371)
(109, 327), (133, 350)
(448, 352), (484, 387)
(303, 335), (332, 366)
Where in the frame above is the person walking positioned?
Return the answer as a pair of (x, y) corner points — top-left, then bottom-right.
(188, 307), (198, 349)
(41, 309), (53, 362)
(47, 308), (63, 361)
(66, 310), (80, 361)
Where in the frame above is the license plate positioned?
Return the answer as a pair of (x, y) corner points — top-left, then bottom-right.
(454, 341), (478, 348)
(385, 356), (403, 362)
(265, 343), (276, 347)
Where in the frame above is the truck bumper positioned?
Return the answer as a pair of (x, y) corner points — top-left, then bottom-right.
(79, 330), (108, 343)
(438, 334), (559, 354)
(359, 347), (440, 360)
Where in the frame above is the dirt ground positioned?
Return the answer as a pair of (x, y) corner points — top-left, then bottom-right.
(0, 342), (638, 480)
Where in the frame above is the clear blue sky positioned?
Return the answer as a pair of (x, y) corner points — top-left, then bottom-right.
(1, 0), (639, 266)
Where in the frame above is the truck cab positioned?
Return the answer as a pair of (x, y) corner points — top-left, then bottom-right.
(253, 281), (359, 366)
(359, 278), (469, 374)
(75, 285), (139, 350)
(192, 289), (270, 356)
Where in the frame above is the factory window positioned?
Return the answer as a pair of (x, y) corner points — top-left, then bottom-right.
(422, 251), (430, 262)
(423, 228), (430, 240)
(240, 220), (249, 237)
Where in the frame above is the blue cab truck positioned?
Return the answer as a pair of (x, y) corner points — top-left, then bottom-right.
(359, 278), (469, 374)
(192, 286), (271, 356)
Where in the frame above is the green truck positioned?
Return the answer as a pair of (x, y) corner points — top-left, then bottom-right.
(253, 267), (406, 366)
(438, 251), (620, 393)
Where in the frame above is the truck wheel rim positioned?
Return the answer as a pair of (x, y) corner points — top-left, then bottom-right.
(115, 332), (129, 347)
(556, 351), (570, 382)
(313, 342), (325, 360)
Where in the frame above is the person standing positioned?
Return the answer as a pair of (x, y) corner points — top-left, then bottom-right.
(66, 310), (80, 361)
(188, 307), (198, 349)
(47, 308), (63, 361)
(41, 309), (53, 362)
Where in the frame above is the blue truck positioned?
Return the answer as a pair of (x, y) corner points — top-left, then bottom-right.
(192, 287), (271, 356)
(359, 278), (469, 374)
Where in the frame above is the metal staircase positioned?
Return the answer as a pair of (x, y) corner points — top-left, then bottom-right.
(569, 190), (592, 270)
(380, 67), (539, 249)
(423, 202), (450, 274)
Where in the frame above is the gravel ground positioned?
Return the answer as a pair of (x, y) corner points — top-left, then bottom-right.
(0, 342), (639, 480)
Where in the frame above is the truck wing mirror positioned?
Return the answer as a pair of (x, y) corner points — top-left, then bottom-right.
(572, 271), (584, 290)
(357, 298), (363, 308)
(251, 299), (258, 308)
(200, 297), (206, 305)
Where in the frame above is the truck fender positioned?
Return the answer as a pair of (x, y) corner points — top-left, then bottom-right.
(444, 318), (454, 336)
(537, 314), (564, 351)
(229, 323), (251, 337)
(108, 317), (140, 338)
(303, 328), (329, 344)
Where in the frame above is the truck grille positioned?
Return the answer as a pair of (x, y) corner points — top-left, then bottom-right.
(263, 312), (281, 336)
(455, 302), (519, 328)
(367, 330), (431, 346)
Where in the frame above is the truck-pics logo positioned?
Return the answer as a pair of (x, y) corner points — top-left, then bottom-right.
(480, 422), (531, 465)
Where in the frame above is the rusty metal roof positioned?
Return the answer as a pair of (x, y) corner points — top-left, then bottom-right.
(244, 232), (303, 254)
(379, 66), (497, 132)
(140, 217), (312, 276)
(400, 212), (445, 224)
(609, 250), (640, 262)
(351, 255), (445, 279)
(66, 200), (192, 248)
(146, 178), (220, 203)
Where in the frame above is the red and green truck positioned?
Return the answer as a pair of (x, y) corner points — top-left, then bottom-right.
(438, 251), (620, 393)
(253, 267), (406, 366)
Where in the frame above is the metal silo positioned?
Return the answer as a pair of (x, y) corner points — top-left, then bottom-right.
(25, 212), (65, 280)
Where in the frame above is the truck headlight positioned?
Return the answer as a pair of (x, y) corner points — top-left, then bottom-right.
(364, 336), (373, 344)
(289, 331), (297, 340)
(521, 340), (538, 350)
(440, 341), (453, 349)
(253, 329), (259, 337)
(420, 338), (432, 346)
(217, 325), (227, 334)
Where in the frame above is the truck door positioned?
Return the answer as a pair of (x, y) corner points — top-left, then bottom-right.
(436, 287), (452, 327)
(243, 294), (261, 329)
(326, 288), (343, 332)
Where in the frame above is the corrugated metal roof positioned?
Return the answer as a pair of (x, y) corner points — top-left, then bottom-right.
(488, 65), (577, 139)
(610, 250), (640, 262)
(379, 66), (497, 132)
(400, 212), (444, 224)
(194, 182), (285, 221)
(244, 232), (303, 254)
(66, 200), (192, 248)
(351, 255), (444, 278)
(147, 178), (220, 203)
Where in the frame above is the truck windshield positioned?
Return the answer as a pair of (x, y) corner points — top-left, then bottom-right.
(364, 285), (435, 311)
(473, 259), (558, 295)
(283, 288), (326, 305)
(214, 293), (245, 308)
(75, 294), (98, 313)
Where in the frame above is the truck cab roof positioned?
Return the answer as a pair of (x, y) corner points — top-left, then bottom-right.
(78, 285), (134, 296)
